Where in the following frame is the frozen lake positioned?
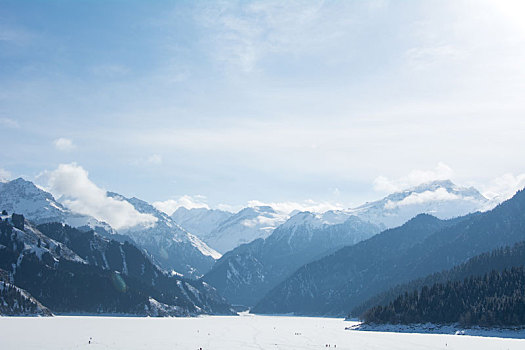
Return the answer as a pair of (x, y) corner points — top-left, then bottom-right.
(1, 313), (524, 350)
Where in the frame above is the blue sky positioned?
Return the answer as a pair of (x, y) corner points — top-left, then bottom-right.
(1, 0), (525, 213)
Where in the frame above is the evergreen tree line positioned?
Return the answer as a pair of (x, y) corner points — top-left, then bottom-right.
(362, 266), (525, 327)
(353, 241), (525, 317)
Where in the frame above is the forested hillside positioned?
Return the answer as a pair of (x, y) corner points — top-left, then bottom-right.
(353, 241), (525, 317)
(363, 267), (525, 327)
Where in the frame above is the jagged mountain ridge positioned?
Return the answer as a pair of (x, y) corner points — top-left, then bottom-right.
(173, 206), (289, 254)
(172, 180), (487, 254)
(203, 212), (381, 306)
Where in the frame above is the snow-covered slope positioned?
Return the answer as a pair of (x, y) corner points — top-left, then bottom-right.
(109, 193), (221, 277)
(171, 207), (233, 248)
(191, 206), (289, 254)
(0, 178), (115, 236)
(348, 180), (488, 229)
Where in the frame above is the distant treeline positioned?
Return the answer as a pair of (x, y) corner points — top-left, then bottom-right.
(362, 266), (525, 327)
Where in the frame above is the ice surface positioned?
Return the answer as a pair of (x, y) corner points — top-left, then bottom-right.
(0, 314), (524, 350)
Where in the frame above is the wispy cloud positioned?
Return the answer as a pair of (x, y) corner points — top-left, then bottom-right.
(146, 154), (162, 165)
(246, 199), (343, 214)
(0, 168), (11, 182)
(0, 25), (34, 45)
(0, 117), (19, 128)
(373, 162), (455, 193)
(405, 45), (466, 71)
(130, 154), (163, 166)
(195, 1), (360, 73)
(91, 64), (129, 78)
(384, 187), (462, 209)
(153, 195), (210, 215)
(482, 172), (525, 201)
(53, 138), (75, 152)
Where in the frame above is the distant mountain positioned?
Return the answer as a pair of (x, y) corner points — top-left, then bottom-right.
(171, 207), (234, 251)
(175, 206), (288, 254)
(0, 178), (115, 237)
(0, 213), (234, 316)
(354, 240), (525, 318)
(252, 188), (525, 316)
(203, 212), (381, 306)
(173, 180), (487, 254)
(348, 180), (489, 229)
(110, 193), (221, 278)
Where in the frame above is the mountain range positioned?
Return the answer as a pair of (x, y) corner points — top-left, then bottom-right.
(198, 180), (490, 307)
(252, 188), (525, 316)
(1, 175), (507, 320)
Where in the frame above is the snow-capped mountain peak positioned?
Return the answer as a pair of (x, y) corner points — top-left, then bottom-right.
(348, 179), (488, 228)
(204, 205), (289, 253)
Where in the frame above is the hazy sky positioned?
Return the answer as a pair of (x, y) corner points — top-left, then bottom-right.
(1, 0), (525, 213)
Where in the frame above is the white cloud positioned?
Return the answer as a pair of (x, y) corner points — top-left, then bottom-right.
(374, 162), (455, 193)
(216, 203), (242, 213)
(53, 138), (75, 151)
(246, 199), (343, 214)
(43, 163), (157, 230)
(405, 45), (466, 71)
(153, 195), (210, 215)
(130, 154), (163, 166)
(0, 25), (34, 44)
(153, 196), (343, 216)
(482, 173), (525, 201)
(91, 64), (129, 78)
(0, 168), (11, 182)
(384, 188), (461, 209)
(196, 1), (356, 73)
(147, 154), (163, 165)
(0, 117), (19, 128)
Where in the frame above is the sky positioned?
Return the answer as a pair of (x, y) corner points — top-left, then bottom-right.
(1, 0), (525, 215)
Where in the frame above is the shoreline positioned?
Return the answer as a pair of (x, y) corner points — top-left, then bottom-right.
(346, 322), (525, 339)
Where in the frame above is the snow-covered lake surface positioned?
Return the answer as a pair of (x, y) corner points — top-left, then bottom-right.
(1, 313), (524, 350)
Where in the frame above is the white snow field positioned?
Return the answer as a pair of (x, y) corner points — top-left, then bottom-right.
(1, 314), (524, 350)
